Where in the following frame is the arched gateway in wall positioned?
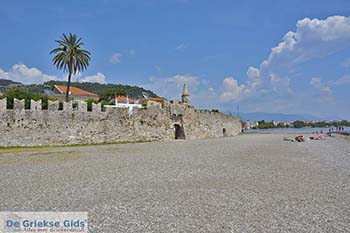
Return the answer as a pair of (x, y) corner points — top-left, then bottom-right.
(223, 128), (227, 137)
(174, 123), (186, 139)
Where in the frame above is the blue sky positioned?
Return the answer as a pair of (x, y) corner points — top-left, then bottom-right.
(1, 0), (350, 119)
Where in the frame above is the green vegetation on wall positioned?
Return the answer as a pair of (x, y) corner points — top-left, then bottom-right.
(86, 98), (98, 111)
(3, 88), (54, 110)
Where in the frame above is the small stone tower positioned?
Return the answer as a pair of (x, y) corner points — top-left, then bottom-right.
(182, 83), (190, 104)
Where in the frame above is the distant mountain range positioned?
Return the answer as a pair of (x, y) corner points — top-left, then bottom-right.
(231, 112), (342, 122)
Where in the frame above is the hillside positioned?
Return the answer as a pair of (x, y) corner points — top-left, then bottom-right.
(0, 79), (21, 86)
(0, 79), (159, 99)
(44, 81), (158, 99)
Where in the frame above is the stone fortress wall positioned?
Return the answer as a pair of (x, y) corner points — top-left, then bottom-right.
(0, 98), (242, 147)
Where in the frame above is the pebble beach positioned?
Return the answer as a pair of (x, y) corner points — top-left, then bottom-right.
(0, 133), (349, 232)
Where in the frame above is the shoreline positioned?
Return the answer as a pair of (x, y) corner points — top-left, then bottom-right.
(244, 129), (349, 135)
(1, 131), (348, 151)
(1, 132), (349, 232)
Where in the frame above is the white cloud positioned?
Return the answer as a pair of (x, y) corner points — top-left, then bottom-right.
(309, 77), (334, 103)
(109, 49), (135, 64)
(62, 71), (106, 84)
(145, 16), (350, 116)
(218, 15), (350, 110)
(330, 75), (350, 85)
(109, 53), (122, 64)
(0, 64), (107, 85)
(0, 64), (57, 84)
(176, 43), (187, 50)
(219, 77), (245, 102)
(310, 77), (332, 93)
(144, 74), (201, 99)
(81, 72), (106, 84)
(263, 16), (350, 72)
(247, 66), (260, 81)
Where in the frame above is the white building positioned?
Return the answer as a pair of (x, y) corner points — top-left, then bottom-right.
(104, 96), (142, 114)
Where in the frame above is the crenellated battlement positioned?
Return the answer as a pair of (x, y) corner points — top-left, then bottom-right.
(0, 97), (242, 147)
(0, 98), (102, 112)
(0, 97), (198, 114)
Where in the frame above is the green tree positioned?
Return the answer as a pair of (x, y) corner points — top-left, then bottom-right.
(99, 89), (127, 103)
(277, 122), (287, 128)
(5, 88), (32, 109)
(293, 120), (305, 128)
(50, 33), (91, 102)
(4, 88), (54, 109)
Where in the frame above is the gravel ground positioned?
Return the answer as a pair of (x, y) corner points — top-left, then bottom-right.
(0, 134), (350, 232)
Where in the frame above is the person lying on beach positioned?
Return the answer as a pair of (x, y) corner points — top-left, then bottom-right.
(295, 136), (304, 142)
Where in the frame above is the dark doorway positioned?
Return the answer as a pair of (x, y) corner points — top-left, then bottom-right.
(174, 124), (186, 139)
(223, 128), (227, 137)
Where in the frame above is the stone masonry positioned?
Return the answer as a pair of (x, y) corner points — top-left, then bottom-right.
(0, 97), (242, 147)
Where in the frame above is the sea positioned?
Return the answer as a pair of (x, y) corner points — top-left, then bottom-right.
(245, 127), (350, 134)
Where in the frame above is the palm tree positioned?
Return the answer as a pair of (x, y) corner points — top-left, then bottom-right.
(50, 33), (91, 102)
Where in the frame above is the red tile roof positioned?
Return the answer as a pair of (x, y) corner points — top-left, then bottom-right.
(149, 97), (164, 102)
(53, 85), (98, 97)
(111, 96), (137, 104)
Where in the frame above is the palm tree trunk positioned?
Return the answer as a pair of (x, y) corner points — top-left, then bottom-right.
(65, 72), (72, 102)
